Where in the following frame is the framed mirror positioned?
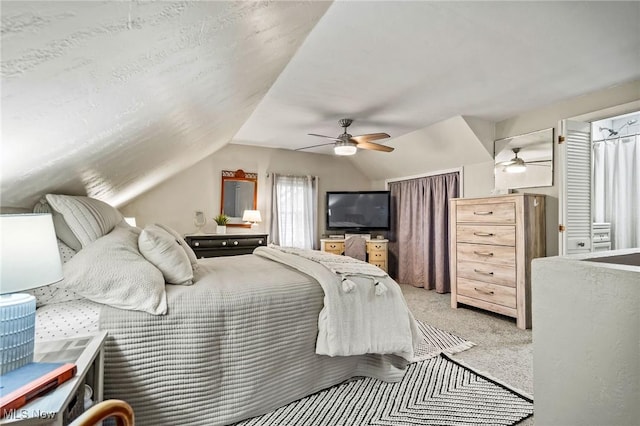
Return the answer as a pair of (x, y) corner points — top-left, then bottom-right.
(494, 128), (554, 190)
(221, 169), (257, 227)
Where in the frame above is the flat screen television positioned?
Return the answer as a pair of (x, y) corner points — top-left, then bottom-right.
(326, 191), (391, 231)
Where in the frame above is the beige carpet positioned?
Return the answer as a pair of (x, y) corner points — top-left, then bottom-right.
(400, 283), (534, 426)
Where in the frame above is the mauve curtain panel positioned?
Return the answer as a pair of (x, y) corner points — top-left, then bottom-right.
(389, 172), (459, 293)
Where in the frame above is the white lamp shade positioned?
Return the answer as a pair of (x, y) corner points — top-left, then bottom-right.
(1, 213), (63, 294)
(242, 210), (262, 223)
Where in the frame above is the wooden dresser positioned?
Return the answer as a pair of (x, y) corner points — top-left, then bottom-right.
(320, 238), (389, 272)
(449, 194), (545, 329)
(184, 234), (267, 258)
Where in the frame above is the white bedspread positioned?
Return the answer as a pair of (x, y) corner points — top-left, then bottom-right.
(254, 246), (419, 359)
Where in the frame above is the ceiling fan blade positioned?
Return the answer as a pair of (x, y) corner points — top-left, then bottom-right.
(355, 141), (394, 152)
(295, 142), (336, 151)
(350, 133), (391, 143)
(496, 160), (516, 167)
(308, 133), (342, 142)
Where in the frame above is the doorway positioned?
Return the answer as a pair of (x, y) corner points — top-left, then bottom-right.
(590, 111), (639, 250)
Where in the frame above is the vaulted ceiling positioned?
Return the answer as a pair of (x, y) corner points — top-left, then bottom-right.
(2, 1), (639, 209)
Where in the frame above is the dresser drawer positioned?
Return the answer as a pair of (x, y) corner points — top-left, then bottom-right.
(457, 278), (516, 308)
(368, 242), (387, 251)
(368, 251), (386, 261)
(370, 261), (387, 271)
(323, 242), (345, 253)
(456, 202), (515, 224)
(457, 225), (515, 246)
(456, 243), (515, 265)
(457, 260), (515, 287)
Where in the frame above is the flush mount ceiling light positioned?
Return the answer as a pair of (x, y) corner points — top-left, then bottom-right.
(334, 140), (358, 156)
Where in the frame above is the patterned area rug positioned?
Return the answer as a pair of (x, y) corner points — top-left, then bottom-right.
(235, 322), (533, 426)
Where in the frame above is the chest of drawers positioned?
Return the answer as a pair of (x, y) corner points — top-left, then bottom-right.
(184, 234), (267, 258)
(449, 194), (545, 329)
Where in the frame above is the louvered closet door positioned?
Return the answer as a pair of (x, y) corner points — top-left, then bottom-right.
(559, 120), (592, 255)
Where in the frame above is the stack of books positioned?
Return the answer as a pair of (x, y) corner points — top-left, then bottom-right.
(0, 362), (76, 416)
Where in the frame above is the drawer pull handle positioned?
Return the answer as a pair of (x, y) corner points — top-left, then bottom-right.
(474, 269), (494, 276)
(473, 232), (495, 237)
(473, 211), (493, 215)
(473, 251), (494, 257)
(258, 240), (263, 244)
(233, 241), (239, 245)
(474, 287), (495, 295)
(222, 241), (227, 246)
(194, 242), (200, 247)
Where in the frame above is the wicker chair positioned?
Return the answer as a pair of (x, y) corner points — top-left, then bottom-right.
(69, 399), (134, 426)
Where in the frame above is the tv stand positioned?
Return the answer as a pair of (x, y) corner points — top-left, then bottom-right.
(320, 238), (388, 272)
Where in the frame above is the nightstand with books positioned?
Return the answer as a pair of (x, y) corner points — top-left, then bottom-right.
(1, 332), (107, 426)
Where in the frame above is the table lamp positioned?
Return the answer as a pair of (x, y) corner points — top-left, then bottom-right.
(1, 213), (63, 374)
(242, 210), (262, 228)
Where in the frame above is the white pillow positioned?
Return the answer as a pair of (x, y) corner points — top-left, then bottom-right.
(27, 239), (83, 307)
(38, 194), (124, 250)
(139, 225), (193, 285)
(57, 225), (167, 315)
(155, 223), (199, 271)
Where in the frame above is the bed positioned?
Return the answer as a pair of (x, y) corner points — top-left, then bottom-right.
(31, 194), (420, 426)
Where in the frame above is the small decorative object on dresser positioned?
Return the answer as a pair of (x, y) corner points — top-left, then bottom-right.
(184, 234), (268, 258)
(213, 214), (229, 234)
(320, 238), (389, 272)
(449, 194), (545, 329)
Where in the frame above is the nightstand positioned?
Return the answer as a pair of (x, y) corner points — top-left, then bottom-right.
(1, 332), (108, 426)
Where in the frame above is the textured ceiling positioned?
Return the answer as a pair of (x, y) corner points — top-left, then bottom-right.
(1, 1), (331, 208)
(234, 1), (640, 154)
(2, 1), (640, 209)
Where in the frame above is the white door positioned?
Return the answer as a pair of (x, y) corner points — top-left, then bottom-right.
(559, 120), (592, 255)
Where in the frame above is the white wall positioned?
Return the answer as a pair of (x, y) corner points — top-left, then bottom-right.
(120, 144), (372, 243)
(472, 80), (640, 256)
(532, 251), (640, 425)
(121, 80), (640, 256)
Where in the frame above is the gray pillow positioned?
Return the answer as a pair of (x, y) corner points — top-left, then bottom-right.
(155, 223), (199, 271)
(57, 224), (167, 315)
(38, 194), (124, 251)
(139, 225), (193, 285)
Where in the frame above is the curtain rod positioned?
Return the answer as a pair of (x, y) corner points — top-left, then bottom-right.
(266, 172), (318, 180)
(592, 132), (639, 143)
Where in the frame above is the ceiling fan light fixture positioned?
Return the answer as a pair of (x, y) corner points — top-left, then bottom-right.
(334, 141), (357, 156)
(505, 159), (527, 173)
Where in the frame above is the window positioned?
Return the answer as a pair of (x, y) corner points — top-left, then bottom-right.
(270, 174), (318, 249)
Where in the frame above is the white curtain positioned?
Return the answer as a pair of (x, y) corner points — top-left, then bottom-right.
(593, 135), (640, 249)
(269, 174), (318, 249)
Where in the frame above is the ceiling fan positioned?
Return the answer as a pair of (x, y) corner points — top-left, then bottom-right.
(297, 118), (394, 156)
(496, 148), (551, 173)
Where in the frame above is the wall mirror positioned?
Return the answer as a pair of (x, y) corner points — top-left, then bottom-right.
(221, 169), (257, 227)
(494, 128), (554, 190)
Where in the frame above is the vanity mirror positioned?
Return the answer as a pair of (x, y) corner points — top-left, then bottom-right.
(221, 169), (257, 228)
(494, 128), (554, 190)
